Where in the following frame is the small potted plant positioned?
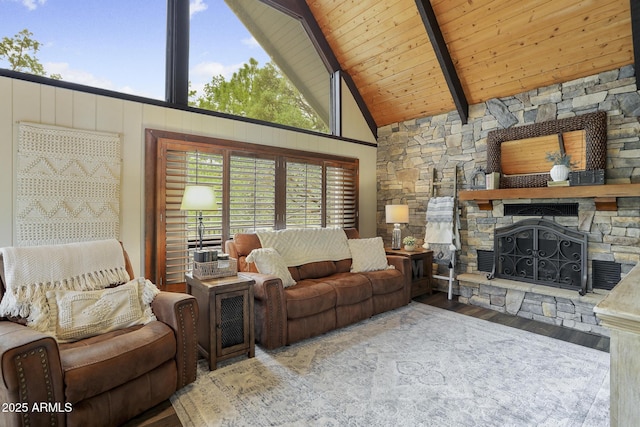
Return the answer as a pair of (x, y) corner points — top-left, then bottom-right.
(545, 151), (576, 181)
(402, 236), (417, 251)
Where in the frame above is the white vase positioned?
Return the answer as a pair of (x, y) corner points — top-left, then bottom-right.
(404, 245), (416, 251)
(550, 164), (570, 181)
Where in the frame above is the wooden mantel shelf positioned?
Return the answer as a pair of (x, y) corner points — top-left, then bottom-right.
(458, 183), (640, 211)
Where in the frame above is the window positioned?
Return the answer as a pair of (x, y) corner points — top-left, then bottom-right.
(229, 154), (276, 233)
(286, 161), (323, 228)
(189, 1), (330, 133)
(0, 2), (166, 99)
(326, 164), (358, 228)
(146, 130), (358, 287)
(1, 1), (375, 138)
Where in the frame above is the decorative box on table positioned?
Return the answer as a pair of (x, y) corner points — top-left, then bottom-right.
(193, 258), (238, 279)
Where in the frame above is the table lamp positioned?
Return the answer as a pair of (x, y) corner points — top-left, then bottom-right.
(180, 185), (217, 261)
(385, 204), (409, 250)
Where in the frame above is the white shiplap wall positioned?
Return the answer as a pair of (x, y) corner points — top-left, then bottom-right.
(0, 76), (377, 275)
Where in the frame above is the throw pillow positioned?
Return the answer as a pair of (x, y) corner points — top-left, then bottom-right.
(348, 237), (392, 272)
(246, 248), (296, 288)
(44, 277), (159, 343)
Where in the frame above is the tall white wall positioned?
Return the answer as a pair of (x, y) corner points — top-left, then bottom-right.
(0, 76), (378, 275)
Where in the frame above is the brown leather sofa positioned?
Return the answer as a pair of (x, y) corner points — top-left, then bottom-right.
(0, 245), (199, 427)
(226, 229), (411, 349)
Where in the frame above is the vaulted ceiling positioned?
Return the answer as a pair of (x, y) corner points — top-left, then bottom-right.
(245, 0), (635, 134)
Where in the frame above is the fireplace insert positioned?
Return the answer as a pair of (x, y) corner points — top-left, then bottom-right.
(489, 218), (588, 295)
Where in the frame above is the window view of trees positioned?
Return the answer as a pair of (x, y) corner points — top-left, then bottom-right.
(190, 58), (328, 133)
(0, 29), (60, 79)
(1, 28), (328, 133)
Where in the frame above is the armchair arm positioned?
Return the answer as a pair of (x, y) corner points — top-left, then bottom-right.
(151, 292), (198, 388)
(0, 321), (66, 427)
(240, 272), (287, 350)
(386, 255), (412, 303)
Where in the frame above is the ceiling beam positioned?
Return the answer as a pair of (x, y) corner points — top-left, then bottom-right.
(258, 0), (378, 138)
(631, 0), (640, 90)
(415, 0), (469, 124)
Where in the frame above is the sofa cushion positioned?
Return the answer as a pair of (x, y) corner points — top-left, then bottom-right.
(285, 281), (336, 319)
(360, 269), (406, 295)
(232, 233), (262, 273)
(323, 273), (372, 306)
(233, 233), (262, 256)
(348, 237), (390, 272)
(297, 261), (337, 280)
(335, 259), (352, 273)
(60, 320), (176, 404)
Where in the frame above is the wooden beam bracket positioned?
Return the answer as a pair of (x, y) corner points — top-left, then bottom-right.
(594, 197), (618, 211)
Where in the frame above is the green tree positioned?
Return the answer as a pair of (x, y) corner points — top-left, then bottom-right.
(0, 29), (61, 79)
(192, 58), (327, 133)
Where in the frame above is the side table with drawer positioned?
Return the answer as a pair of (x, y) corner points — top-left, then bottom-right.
(185, 273), (255, 370)
(385, 248), (433, 298)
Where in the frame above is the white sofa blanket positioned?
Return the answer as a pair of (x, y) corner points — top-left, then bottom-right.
(256, 228), (352, 267)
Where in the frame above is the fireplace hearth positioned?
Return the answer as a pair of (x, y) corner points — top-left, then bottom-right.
(489, 218), (588, 295)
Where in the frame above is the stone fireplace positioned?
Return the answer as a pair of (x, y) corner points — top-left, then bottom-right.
(456, 210), (610, 337)
(377, 66), (640, 338)
(453, 190), (629, 338)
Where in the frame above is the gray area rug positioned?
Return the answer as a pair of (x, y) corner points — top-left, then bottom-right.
(171, 302), (609, 426)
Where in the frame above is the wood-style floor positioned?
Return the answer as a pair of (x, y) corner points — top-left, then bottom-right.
(127, 292), (610, 426)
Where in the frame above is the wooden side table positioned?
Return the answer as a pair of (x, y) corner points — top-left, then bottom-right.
(185, 273), (255, 370)
(385, 248), (433, 298)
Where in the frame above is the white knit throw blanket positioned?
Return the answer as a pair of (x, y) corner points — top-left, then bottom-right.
(256, 228), (352, 267)
(0, 239), (130, 327)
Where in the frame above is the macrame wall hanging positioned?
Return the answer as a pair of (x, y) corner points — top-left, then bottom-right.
(16, 122), (122, 246)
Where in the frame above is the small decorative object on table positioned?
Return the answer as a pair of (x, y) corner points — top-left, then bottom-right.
(546, 150), (576, 183)
(193, 256), (238, 279)
(403, 236), (417, 252)
(569, 169), (605, 186)
(470, 166), (486, 189)
(485, 172), (500, 190)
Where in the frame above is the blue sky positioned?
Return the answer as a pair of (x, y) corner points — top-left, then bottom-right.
(0, 0), (271, 99)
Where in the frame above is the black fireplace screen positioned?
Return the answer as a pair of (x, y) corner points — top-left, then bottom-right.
(490, 218), (588, 295)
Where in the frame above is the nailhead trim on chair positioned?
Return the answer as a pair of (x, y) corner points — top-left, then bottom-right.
(15, 346), (58, 426)
(176, 301), (197, 387)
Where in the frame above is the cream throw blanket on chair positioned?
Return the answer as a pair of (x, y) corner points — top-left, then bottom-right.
(0, 239), (130, 331)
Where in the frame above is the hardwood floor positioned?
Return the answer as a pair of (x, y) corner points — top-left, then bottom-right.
(128, 291), (609, 426)
(414, 292), (610, 352)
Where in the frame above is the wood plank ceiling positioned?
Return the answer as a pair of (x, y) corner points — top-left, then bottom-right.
(305, 0), (634, 128)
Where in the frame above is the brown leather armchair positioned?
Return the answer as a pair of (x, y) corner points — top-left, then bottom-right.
(0, 245), (199, 427)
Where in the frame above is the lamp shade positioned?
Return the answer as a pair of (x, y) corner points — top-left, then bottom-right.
(180, 185), (217, 211)
(385, 204), (409, 224)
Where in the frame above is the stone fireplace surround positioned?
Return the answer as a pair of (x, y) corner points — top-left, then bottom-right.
(377, 65), (640, 339)
(456, 199), (614, 338)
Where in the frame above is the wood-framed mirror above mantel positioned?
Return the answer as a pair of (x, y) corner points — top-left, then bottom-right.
(486, 111), (607, 189)
(459, 111), (640, 210)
